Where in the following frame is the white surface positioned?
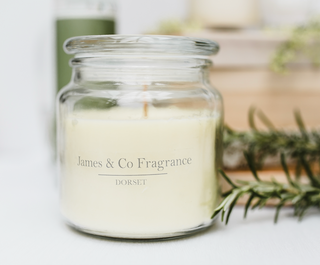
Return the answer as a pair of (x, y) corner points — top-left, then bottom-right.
(0, 0), (54, 155)
(1, 159), (320, 265)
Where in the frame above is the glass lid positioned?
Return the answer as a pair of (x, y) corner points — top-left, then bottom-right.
(64, 35), (219, 56)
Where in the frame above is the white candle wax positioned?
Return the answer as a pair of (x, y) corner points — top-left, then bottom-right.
(60, 107), (219, 238)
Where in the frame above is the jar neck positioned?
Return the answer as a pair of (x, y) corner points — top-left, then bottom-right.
(70, 56), (212, 85)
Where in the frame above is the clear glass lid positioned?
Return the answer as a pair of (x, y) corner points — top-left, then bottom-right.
(64, 35), (219, 56)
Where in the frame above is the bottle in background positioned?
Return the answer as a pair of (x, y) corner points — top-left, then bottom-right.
(56, 0), (116, 92)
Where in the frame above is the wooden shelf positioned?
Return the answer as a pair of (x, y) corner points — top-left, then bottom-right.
(185, 30), (288, 68)
(183, 31), (320, 129)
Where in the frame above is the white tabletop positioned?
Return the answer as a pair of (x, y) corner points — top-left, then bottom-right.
(1, 156), (320, 265)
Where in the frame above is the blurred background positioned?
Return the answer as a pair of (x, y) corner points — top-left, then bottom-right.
(1, 0), (320, 172)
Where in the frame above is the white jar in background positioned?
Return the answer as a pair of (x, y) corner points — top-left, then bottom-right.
(190, 0), (260, 28)
(259, 0), (313, 28)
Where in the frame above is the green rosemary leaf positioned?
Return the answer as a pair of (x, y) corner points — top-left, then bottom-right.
(248, 106), (258, 131)
(224, 124), (234, 134)
(291, 194), (304, 204)
(244, 193), (255, 218)
(236, 179), (251, 185)
(251, 190), (268, 199)
(300, 185), (320, 193)
(300, 155), (320, 187)
(212, 191), (237, 219)
(256, 109), (276, 131)
(280, 193), (295, 200)
(211, 210), (220, 220)
(221, 209), (225, 222)
(243, 151), (261, 182)
(280, 153), (296, 187)
(274, 202), (285, 223)
(253, 185), (277, 195)
(213, 197), (229, 212)
(219, 169), (239, 188)
(271, 177), (281, 186)
(294, 204), (300, 216)
(298, 204), (311, 221)
(223, 190), (241, 211)
(258, 198), (268, 209)
(222, 190), (233, 197)
(295, 161), (302, 182)
(225, 193), (242, 225)
(294, 109), (308, 139)
(252, 198), (262, 210)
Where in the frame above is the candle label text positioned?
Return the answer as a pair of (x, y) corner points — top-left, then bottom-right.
(77, 156), (192, 172)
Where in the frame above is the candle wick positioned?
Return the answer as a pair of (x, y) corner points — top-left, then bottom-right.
(143, 85), (148, 118)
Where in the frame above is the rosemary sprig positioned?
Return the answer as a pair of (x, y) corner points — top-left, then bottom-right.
(223, 107), (320, 169)
(212, 154), (320, 224)
(270, 17), (320, 73)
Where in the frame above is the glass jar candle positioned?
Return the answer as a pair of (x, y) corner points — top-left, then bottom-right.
(57, 35), (223, 239)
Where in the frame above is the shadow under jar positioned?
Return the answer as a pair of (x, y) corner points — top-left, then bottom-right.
(57, 35), (223, 239)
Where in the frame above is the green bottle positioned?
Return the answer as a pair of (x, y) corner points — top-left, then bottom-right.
(56, 0), (115, 92)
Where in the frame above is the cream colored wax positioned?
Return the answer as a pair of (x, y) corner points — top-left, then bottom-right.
(60, 107), (219, 238)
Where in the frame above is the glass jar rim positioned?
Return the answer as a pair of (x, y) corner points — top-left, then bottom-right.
(64, 35), (219, 57)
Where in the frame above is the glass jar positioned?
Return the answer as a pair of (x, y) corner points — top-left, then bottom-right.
(57, 35), (223, 239)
